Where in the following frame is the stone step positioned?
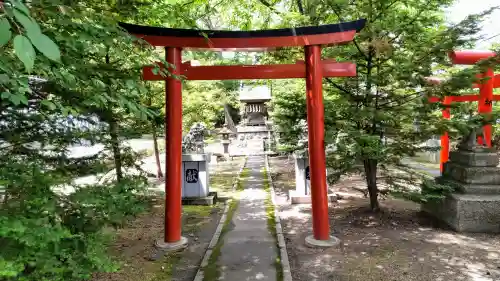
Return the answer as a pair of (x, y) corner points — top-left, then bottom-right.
(437, 178), (500, 195)
(443, 162), (500, 184)
(449, 150), (499, 167)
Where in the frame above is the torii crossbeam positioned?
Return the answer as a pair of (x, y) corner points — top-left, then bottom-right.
(120, 19), (366, 249)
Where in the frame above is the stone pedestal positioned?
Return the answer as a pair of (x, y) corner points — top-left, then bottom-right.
(422, 149), (500, 233)
(290, 154), (337, 204)
(222, 140), (230, 154)
(181, 154), (216, 205)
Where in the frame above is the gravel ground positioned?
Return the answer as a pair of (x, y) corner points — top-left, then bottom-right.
(269, 156), (500, 281)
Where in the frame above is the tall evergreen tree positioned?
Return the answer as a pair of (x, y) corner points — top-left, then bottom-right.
(265, 0), (495, 210)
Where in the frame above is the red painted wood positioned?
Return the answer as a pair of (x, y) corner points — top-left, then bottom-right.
(449, 50), (496, 65)
(428, 51), (498, 172)
(450, 95), (480, 102)
(305, 45), (331, 241)
(133, 30), (357, 49)
(143, 61), (357, 81)
(440, 96), (452, 172)
(478, 68), (494, 146)
(165, 47), (183, 243)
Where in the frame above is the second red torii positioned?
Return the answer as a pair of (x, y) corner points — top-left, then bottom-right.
(428, 50), (498, 172)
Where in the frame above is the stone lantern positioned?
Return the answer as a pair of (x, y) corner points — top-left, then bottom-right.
(220, 125), (232, 154)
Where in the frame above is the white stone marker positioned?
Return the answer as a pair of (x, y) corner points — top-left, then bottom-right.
(181, 154), (210, 198)
(290, 153), (336, 204)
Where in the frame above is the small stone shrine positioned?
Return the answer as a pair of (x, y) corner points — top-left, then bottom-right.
(181, 123), (215, 205)
(423, 127), (500, 233)
(237, 86), (274, 152)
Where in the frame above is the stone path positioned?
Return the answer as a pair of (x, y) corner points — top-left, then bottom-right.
(218, 155), (278, 281)
(400, 158), (441, 177)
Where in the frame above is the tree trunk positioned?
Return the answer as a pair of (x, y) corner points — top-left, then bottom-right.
(363, 158), (380, 211)
(104, 50), (122, 182)
(151, 121), (163, 178)
(109, 116), (123, 182)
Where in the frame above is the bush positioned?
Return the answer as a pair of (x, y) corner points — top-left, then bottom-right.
(0, 161), (150, 281)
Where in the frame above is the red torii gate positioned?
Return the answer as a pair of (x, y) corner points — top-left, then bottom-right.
(120, 20), (366, 248)
(428, 50), (499, 172)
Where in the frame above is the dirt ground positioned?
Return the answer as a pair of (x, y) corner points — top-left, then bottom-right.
(91, 198), (222, 281)
(91, 157), (244, 281)
(269, 156), (500, 281)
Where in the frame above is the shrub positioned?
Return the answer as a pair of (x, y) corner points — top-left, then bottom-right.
(0, 160), (149, 281)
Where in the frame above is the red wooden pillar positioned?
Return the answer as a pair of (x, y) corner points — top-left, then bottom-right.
(165, 47), (183, 243)
(478, 68), (494, 146)
(305, 45), (330, 240)
(440, 96), (451, 172)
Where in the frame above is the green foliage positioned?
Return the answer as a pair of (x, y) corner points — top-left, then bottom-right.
(2, 0), (61, 71)
(258, 0), (494, 209)
(390, 177), (457, 204)
(0, 158), (149, 280)
(0, 0), (163, 280)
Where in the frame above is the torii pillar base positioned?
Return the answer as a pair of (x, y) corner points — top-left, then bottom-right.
(155, 237), (188, 252)
(305, 235), (341, 248)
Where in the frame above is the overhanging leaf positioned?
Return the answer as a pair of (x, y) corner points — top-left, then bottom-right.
(13, 0), (31, 15)
(0, 18), (12, 47)
(13, 35), (35, 72)
(41, 99), (57, 110)
(13, 9), (40, 34)
(26, 30), (61, 62)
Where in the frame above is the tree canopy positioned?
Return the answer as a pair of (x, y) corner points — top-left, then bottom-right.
(0, 0), (498, 279)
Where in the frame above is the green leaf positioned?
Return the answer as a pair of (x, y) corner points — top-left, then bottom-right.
(13, 35), (35, 72)
(26, 30), (61, 62)
(0, 74), (9, 84)
(125, 79), (135, 89)
(13, 9), (40, 34)
(41, 100), (57, 110)
(1, 92), (11, 99)
(1, 92), (27, 105)
(12, 0), (31, 15)
(0, 18), (12, 47)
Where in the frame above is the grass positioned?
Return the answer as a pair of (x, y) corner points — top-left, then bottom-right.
(149, 253), (182, 281)
(202, 167), (249, 281)
(210, 157), (245, 196)
(262, 166), (284, 281)
(150, 204), (216, 280)
(204, 138), (217, 144)
(93, 201), (218, 281)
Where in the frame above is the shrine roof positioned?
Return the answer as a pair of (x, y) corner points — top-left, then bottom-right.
(119, 19), (366, 50)
(239, 85), (271, 102)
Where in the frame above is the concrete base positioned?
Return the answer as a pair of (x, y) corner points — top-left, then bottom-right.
(289, 191), (337, 204)
(305, 235), (341, 248)
(422, 194), (500, 233)
(182, 192), (217, 205)
(155, 236), (188, 252)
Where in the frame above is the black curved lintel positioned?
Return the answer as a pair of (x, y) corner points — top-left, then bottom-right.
(119, 19), (366, 39)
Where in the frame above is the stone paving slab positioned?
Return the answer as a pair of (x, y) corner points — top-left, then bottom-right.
(218, 155), (278, 281)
